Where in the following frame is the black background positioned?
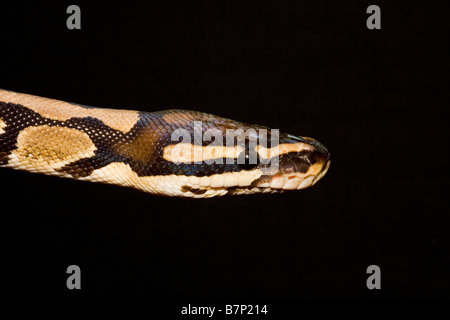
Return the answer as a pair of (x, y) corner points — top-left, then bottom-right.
(0, 0), (448, 303)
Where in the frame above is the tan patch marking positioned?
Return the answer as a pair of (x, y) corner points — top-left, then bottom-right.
(0, 118), (6, 134)
(0, 89), (139, 133)
(162, 112), (202, 125)
(162, 110), (230, 125)
(163, 143), (244, 163)
(256, 142), (314, 159)
(12, 125), (96, 171)
(112, 126), (159, 163)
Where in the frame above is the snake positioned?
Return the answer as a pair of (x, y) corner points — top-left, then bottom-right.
(0, 89), (330, 198)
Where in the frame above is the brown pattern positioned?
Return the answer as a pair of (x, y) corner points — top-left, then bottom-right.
(0, 89), (139, 133)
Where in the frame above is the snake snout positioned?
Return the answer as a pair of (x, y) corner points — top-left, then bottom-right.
(303, 136), (330, 161)
(261, 135), (330, 190)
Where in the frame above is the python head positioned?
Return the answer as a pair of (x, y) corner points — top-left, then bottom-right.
(0, 88), (330, 198)
(159, 110), (330, 198)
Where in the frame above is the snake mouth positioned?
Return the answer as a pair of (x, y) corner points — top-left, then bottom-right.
(252, 140), (331, 191)
(223, 158), (330, 196)
(181, 154), (331, 198)
(178, 135), (330, 197)
(251, 159), (330, 191)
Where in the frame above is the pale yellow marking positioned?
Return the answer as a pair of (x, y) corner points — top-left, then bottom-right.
(256, 142), (314, 159)
(79, 162), (236, 198)
(312, 160), (330, 186)
(9, 125), (96, 172)
(0, 118), (6, 134)
(80, 163), (263, 197)
(287, 159), (330, 190)
(0, 89), (139, 133)
(208, 170), (262, 188)
(199, 176), (211, 187)
(306, 159), (328, 179)
(163, 143), (244, 163)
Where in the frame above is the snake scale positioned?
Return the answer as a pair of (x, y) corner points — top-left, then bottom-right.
(0, 89), (330, 198)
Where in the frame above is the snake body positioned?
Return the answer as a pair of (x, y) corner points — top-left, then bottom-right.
(0, 89), (330, 198)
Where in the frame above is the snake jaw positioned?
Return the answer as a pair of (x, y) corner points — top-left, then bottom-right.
(248, 137), (331, 192)
(248, 161), (330, 192)
(220, 158), (330, 196)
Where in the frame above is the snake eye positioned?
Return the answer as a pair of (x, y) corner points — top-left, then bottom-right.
(239, 149), (259, 170)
